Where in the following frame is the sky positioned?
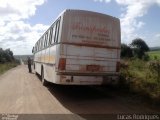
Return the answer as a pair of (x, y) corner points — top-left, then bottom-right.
(0, 0), (160, 55)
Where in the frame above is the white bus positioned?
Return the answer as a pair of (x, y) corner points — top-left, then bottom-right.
(32, 9), (121, 85)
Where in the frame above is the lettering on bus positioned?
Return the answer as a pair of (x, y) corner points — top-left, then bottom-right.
(71, 22), (111, 43)
(71, 22), (110, 35)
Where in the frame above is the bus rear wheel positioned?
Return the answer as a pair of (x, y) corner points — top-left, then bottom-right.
(41, 68), (47, 86)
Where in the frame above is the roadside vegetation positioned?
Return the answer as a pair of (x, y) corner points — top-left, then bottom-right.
(0, 48), (19, 75)
(148, 50), (160, 60)
(120, 38), (160, 106)
(0, 63), (18, 75)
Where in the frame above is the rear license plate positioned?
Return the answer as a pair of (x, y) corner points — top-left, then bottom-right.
(86, 65), (100, 72)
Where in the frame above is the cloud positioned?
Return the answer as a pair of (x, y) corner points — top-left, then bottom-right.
(116, 0), (155, 44)
(155, 33), (160, 38)
(93, 0), (160, 45)
(146, 33), (160, 47)
(0, 21), (48, 55)
(0, 0), (45, 21)
(94, 0), (111, 3)
(0, 0), (48, 55)
(114, 0), (159, 44)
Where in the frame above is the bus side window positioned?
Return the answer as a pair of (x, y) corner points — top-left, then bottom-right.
(39, 38), (42, 50)
(55, 19), (60, 43)
(41, 38), (43, 49)
(47, 30), (50, 47)
(35, 43), (37, 52)
(45, 32), (48, 48)
(43, 35), (46, 48)
(35, 43), (36, 52)
(38, 40), (40, 51)
(49, 28), (53, 45)
(41, 37), (43, 49)
(43, 36), (45, 49)
(37, 41), (39, 51)
(51, 24), (56, 44)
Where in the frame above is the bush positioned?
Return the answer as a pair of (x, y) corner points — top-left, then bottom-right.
(148, 60), (160, 83)
(154, 56), (158, 60)
(120, 59), (160, 105)
(0, 48), (14, 63)
(142, 54), (150, 61)
(121, 44), (133, 58)
(130, 38), (149, 59)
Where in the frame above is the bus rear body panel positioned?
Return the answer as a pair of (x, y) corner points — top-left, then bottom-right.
(57, 44), (120, 85)
(57, 10), (120, 85)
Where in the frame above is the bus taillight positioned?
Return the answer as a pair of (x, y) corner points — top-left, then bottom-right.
(58, 58), (66, 70)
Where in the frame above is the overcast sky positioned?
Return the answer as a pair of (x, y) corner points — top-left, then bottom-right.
(0, 0), (160, 55)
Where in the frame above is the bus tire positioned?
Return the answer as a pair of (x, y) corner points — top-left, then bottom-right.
(41, 68), (47, 86)
(34, 63), (35, 70)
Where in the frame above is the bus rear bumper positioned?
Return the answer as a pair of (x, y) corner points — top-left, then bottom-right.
(57, 74), (119, 85)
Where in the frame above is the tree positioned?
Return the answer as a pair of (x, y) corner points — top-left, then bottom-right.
(121, 43), (133, 58)
(0, 48), (6, 63)
(130, 38), (149, 59)
(4, 49), (14, 62)
(0, 48), (14, 63)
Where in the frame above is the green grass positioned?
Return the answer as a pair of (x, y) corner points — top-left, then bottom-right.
(0, 62), (18, 75)
(120, 58), (160, 105)
(147, 50), (160, 60)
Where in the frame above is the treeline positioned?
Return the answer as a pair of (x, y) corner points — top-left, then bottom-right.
(121, 38), (150, 60)
(0, 48), (14, 63)
(120, 38), (160, 105)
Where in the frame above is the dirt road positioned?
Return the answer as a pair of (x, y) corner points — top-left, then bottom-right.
(0, 65), (159, 119)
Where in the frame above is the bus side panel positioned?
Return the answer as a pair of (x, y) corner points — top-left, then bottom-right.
(44, 48), (50, 63)
(43, 45), (58, 83)
(43, 64), (55, 83)
(43, 48), (49, 81)
(41, 50), (45, 63)
(34, 51), (42, 75)
(49, 46), (57, 64)
(35, 62), (41, 75)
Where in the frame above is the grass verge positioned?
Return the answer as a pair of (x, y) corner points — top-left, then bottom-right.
(120, 59), (160, 106)
(147, 50), (160, 60)
(0, 62), (18, 75)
